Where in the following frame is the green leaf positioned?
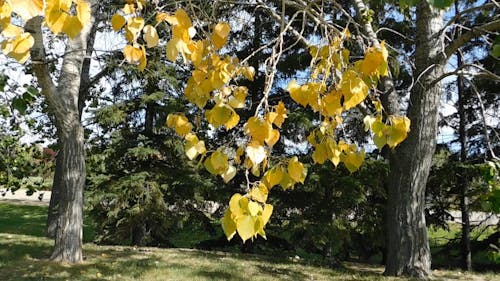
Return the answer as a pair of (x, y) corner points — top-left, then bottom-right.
(492, 44), (500, 59)
(426, 0), (453, 9)
(0, 75), (7, 92)
(399, 0), (420, 8)
(11, 98), (28, 115)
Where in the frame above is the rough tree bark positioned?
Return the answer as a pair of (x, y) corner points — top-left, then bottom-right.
(384, 2), (444, 278)
(25, 4), (95, 262)
(46, 11), (99, 239)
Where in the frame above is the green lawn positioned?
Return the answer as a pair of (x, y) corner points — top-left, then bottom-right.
(0, 202), (95, 242)
(0, 202), (498, 281)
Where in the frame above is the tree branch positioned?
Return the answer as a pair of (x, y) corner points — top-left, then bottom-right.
(25, 16), (57, 103)
(445, 18), (500, 58)
(353, 0), (400, 116)
(256, 0), (310, 46)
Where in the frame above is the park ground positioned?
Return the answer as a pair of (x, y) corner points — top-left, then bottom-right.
(0, 195), (498, 280)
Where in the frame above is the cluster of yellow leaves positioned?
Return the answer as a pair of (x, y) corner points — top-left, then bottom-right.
(240, 102), (289, 176)
(222, 193), (273, 242)
(363, 114), (411, 149)
(221, 154), (306, 243)
(157, 9), (296, 242)
(0, 0), (90, 63)
(288, 34), (408, 172)
(45, 0), (91, 38)
(111, 0), (151, 71)
(307, 123), (365, 173)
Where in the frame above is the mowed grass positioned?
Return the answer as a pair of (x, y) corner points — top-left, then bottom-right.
(0, 202), (498, 281)
(0, 202), (95, 242)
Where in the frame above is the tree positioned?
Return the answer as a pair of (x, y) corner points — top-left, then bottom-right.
(1, 0), (95, 262)
(351, 0), (500, 277)
(2, 0), (498, 272)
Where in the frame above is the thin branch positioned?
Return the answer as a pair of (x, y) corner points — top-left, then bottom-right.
(466, 78), (499, 160)
(442, 2), (495, 33)
(430, 63), (500, 87)
(445, 18), (500, 58)
(256, 0), (310, 46)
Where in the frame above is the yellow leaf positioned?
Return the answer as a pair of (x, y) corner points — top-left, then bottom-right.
(45, 9), (69, 35)
(165, 37), (179, 61)
(325, 138), (341, 166)
(126, 17), (145, 42)
(387, 116), (410, 148)
(228, 86), (247, 109)
(221, 209), (237, 240)
(363, 115), (376, 132)
(287, 156), (307, 184)
(212, 22), (230, 50)
(242, 66), (255, 81)
(155, 12), (168, 23)
(225, 110), (240, 130)
(8, 0), (42, 20)
(166, 113), (192, 137)
(287, 80), (308, 107)
(360, 41), (389, 77)
(2, 33), (34, 63)
(261, 204), (273, 226)
(262, 167), (284, 188)
(0, 1), (12, 19)
(143, 25), (159, 48)
(312, 142), (328, 164)
(76, 0), (91, 28)
(229, 193), (244, 218)
(221, 165), (236, 183)
(111, 13), (126, 31)
(122, 4), (135, 14)
(246, 143), (266, 166)
(373, 132), (387, 149)
(171, 9), (192, 28)
(248, 201), (262, 217)
(205, 103), (239, 130)
(265, 129), (280, 147)
(273, 101), (287, 128)
(62, 15), (83, 38)
(250, 183), (268, 203)
(265, 112), (277, 125)
(123, 44), (146, 70)
(341, 148), (365, 173)
(189, 40), (205, 66)
(322, 90), (343, 117)
(1, 22), (23, 37)
(184, 133), (206, 160)
(236, 215), (256, 243)
(341, 70), (369, 110)
(279, 172), (294, 190)
(204, 151), (229, 175)
(245, 117), (272, 144)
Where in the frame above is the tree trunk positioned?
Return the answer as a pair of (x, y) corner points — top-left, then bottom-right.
(459, 172), (471, 271)
(46, 9), (98, 239)
(26, 5), (94, 261)
(456, 43), (472, 271)
(46, 148), (62, 238)
(50, 121), (86, 262)
(384, 1), (444, 278)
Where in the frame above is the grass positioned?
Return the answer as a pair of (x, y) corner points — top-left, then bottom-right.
(0, 202), (95, 242)
(0, 201), (498, 280)
(428, 223), (499, 269)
